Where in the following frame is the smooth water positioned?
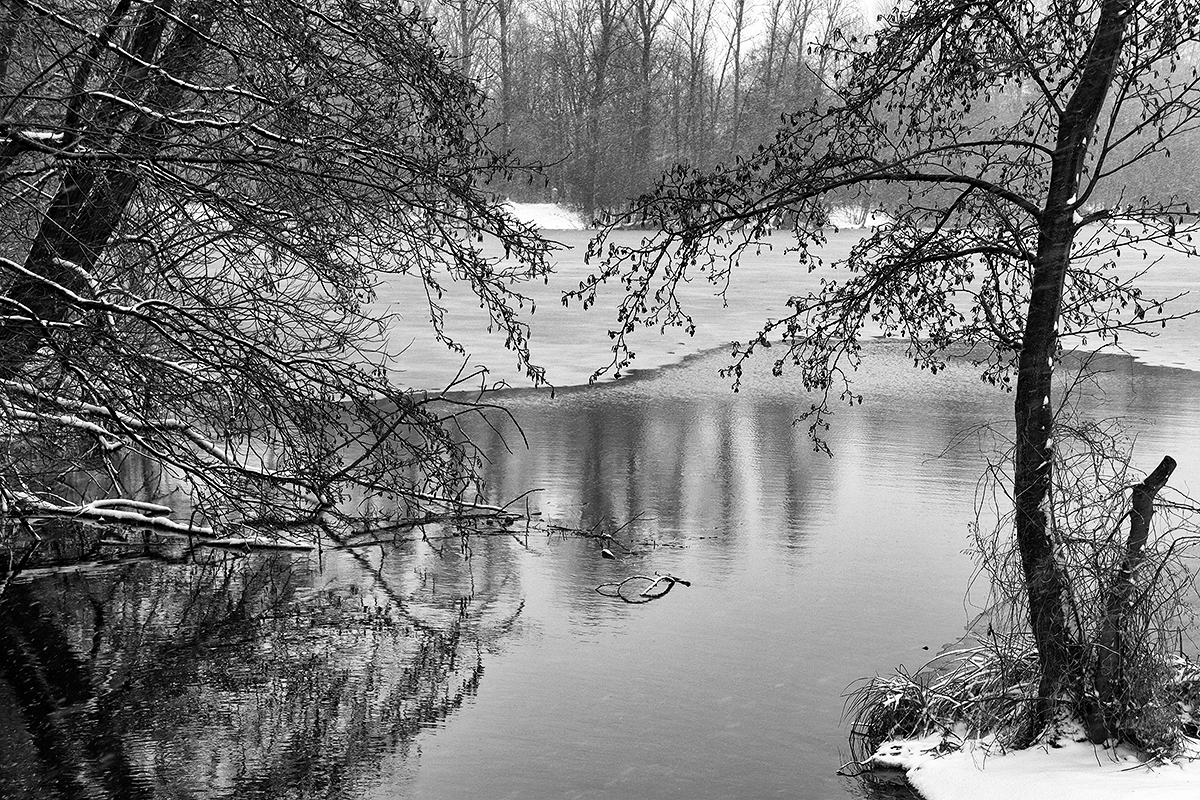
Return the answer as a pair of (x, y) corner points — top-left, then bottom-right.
(6, 343), (1200, 799)
(6, 228), (1200, 798)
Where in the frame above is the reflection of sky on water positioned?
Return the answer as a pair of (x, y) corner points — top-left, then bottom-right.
(393, 348), (972, 797)
(394, 342), (1200, 800)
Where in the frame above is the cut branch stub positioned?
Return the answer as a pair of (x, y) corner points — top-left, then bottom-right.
(1088, 455), (1176, 744)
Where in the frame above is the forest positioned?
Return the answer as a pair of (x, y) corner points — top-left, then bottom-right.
(427, 0), (1200, 217)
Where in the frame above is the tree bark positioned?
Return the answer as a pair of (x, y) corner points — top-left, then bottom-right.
(1014, 0), (1133, 735)
(1087, 455), (1176, 743)
(0, 1), (215, 380)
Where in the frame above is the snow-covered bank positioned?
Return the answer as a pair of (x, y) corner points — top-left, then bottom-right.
(826, 206), (894, 229)
(504, 201), (895, 232)
(870, 734), (1200, 799)
(504, 201), (588, 230)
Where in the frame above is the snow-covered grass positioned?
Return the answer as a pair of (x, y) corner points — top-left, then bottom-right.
(504, 201), (588, 230)
(869, 729), (1200, 800)
(847, 621), (1200, 798)
(850, 641), (1200, 798)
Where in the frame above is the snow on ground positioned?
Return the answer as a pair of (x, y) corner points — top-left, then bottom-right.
(826, 206), (895, 228)
(871, 734), (1200, 800)
(505, 201), (895, 231)
(504, 201), (588, 230)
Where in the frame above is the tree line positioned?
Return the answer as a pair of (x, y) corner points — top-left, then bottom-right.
(424, 0), (1200, 219)
(421, 0), (864, 217)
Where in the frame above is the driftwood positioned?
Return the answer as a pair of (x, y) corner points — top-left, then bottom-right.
(596, 573), (691, 603)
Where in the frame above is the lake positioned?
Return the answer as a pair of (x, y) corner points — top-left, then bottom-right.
(4, 230), (1200, 799)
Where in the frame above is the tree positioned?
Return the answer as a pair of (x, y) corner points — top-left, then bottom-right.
(0, 0), (551, 540)
(493, 0), (516, 154)
(572, 0), (1200, 744)
(668, 0), (719, 166)
(630, 0), (674, 177)
(716, 0), (749, 153)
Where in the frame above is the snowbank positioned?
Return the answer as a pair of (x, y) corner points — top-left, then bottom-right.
(827, 205), (894, 229)
(504, 200), (894, 231)
(504, 201), (588, 230)
(871, 734), (1200, 800)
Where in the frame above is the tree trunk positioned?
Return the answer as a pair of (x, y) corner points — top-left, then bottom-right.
(583, 0), (617, 218)
(1014, 211), (1078, 732)
(497, 0), (512, 154)
(0, 1), (215, 380)
(459, 0), (475, 79)
(728, 0), (745, 153)
(1087, 455), (1176, 743)
(632, 0), (657, 179)
(1013, 0), (1132, 735)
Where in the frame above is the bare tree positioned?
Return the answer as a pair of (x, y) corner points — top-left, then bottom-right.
(716, 0), (751, 153)
(493, 0), (517, 153)
(631, 0), (675, 175)
(451, 0), (495, 79)
(571, 0), (1200, 745)
(0, 0), (552, 539)
(668, 0), (718, 165)
(582, 0), (627, 216)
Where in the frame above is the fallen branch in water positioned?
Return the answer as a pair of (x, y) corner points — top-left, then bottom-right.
(596, 573), (691, 603)
(5, 491), (216, 537)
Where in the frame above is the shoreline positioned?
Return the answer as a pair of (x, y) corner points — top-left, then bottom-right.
(448, 336), (1200, 401)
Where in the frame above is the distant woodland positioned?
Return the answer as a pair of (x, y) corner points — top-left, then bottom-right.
(427, 0), (1200, 218)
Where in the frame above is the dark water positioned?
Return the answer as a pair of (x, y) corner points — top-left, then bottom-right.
(5, 342), (1200, 798)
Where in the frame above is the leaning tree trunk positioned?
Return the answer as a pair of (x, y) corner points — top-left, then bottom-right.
(1014, 0), (1133, 736)
(0, 1), (215, 380)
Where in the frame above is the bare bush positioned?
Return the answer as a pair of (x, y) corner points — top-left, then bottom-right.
(849, 417), (1200, 761)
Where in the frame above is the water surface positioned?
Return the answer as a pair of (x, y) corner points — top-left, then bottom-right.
(7, 224), (1200, 798)
(7, 342), (1200, 798)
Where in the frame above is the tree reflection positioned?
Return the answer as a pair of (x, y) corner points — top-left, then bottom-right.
(0, 537), (519, 799)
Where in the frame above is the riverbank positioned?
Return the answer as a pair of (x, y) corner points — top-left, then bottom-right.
(870, 732), (1200, 799)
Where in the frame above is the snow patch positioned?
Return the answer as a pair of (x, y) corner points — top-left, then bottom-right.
(870, 736), (1200, 800)
(504, 201), (588, 230)
(827, 206), (895, 229)
(502, 201), (894, 232)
